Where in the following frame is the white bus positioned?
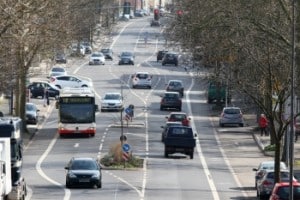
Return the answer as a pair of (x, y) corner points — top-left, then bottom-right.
(56, 87), (98, 137)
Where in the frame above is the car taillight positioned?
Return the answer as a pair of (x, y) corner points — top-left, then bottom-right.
(262, 180), (273, 186)
(50, 77), (56, 82)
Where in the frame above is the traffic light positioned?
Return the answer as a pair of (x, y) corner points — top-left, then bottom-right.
(154, 9), (160, 20)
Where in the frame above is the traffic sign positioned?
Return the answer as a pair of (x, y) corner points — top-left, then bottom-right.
(122, 143), (131, 152)
(125, 107), (132, 115)
(122, 151), (130, 161)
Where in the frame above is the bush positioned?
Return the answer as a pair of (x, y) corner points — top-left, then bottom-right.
(264, 144), (275, 151)
(100, 142), (143, 168)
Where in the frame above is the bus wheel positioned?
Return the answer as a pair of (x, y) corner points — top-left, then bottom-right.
(90, 134), (95, 137)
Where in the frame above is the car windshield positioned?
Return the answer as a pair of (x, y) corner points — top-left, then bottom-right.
(165, 93), (179, 98)
(136, 74), (148, 79)
(52, 68), (65, 72)
(169, 81), (182, 87)
(104, 94), (120, 100)
(224, 108), (240, 114)
(92, 53), (103, 57)
(26, 104), (35, 111)
(71, 160), (98, 170)
(121, 52), (132, 57)
(277, 186), (300, 200)
(101, 49), (109, 53)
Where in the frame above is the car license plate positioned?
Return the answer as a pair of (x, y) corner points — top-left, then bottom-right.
(79, 178), (90, 182)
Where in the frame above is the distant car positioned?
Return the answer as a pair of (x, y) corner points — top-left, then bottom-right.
(269, 182), (300, 200)
(118, 51), (135, 65)
(81, 41), (92, 54)
(256, 170), (296, 199)
(28, 81), (60, 99)
(166, 112), (191, 127)
(131, 72), (152, 89)
(219, 107), (244, 127)
(166, 80), (184, 97)
(162, 52), (179, 66)
(89, 52), (105, 65)
(134, 10), (144, 17)
(100, 48), (113, 60)
(26, 102), (39, 125)
(161, 121), (183, 142)
(160, 91), (182, 111)
(157, 50), (168, 62)
(65, 157), (102, 188)
(49, 75), (92, 89)
(150, 19), (160, 26)
(48, 67), (67, 78)
(55, 53), (67, 64)
(252, 161), (288, 189)
(101, 92), (123, 112)
(71, 44), (85, 56)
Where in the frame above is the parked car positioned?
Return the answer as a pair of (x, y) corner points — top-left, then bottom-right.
(160, 91), (182, 111)
(118, 51), (135, 65)
(161, 121), (183, 142)
(49, 75), (92, 89)
(157, 50), (168, 62)
(219, 107), (244, 127)
(65, 157), (102, 188)
(131, 72), (152, 89)
(54, 52), (67, 64)
(71, 44), (85, 56)
(166, 80), (184, 97)
(28, 81), (60, 99)
(150, 19), (160, 26)
(256, 169), (296, 199)
(101, 92), (123, 112)
(26, 102), (39, 125)
(81, 41), (92, 54)
(166, 112), (191, 127)
(162, 52), (179, 66)
(100, 48), (113, 60)
(269, 182), (300, 200)
(48, 66), (67, 78)
(253, 161), (288, 189)
(89, 52), (105, 65)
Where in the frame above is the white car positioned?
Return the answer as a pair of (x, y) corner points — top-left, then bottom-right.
(101, 92), (123, 112)
(71, 44), (85, 56)
(89, 52), (105, 65)
(48, 66), (67, 78)
(131, 72), (152, 89)
(49, 75), (92, 89)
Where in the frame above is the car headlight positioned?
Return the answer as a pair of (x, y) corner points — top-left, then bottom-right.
(68, 172), (77, 178)
(91, 174), (100, 179)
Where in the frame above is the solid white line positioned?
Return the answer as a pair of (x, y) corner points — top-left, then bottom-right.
(186, 75), (220, 200)
(36, 133), (71, 200)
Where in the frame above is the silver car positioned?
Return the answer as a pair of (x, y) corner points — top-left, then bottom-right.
(219, 107), (244, 127)
(131, 72), (152, 89)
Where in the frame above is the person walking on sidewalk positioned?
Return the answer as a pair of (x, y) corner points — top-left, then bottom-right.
(259, 114), (269, 136)
(43, 88), (50, 107)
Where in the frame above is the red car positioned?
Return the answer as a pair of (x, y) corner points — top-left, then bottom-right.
(269, 182), (300, 200)
(166, 112), (191, 126)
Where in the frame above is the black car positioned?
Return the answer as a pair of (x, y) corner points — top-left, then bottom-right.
(162, 52), (179, 66)
(55, 53), (67, 64)
(28, 81), (60, 99)
(160, 91), (182, 111)
(100, 48), (113, 60)
(118, 51), (135, 65)
(157, 50), (168, 62)
(65, 157), (102, 188)
(161, 121), (183, 142)
(166, 80), (184, 97)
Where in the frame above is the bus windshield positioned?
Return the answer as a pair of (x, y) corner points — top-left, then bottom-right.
(60, 104), (95, 123)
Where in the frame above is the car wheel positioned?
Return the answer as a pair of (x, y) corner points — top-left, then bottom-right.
(66, 181), (71, 188)
(56, 85), (61, 89)
(160, 106), (163, 111)
(239, 123), (244, 127)
(162, 63), (165, 66)
(190, 152), (194, 159)
(220, 123), (224, 127)
(164, 149), (168, 158)
(175, 63), (178, 66)
(98, 182), (102, 188)
(178, 107), (182, 111)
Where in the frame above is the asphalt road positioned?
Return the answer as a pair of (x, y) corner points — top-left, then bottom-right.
(18, 16), (288, 200)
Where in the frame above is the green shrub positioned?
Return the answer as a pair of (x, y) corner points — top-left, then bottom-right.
(264, 144), (275, 151)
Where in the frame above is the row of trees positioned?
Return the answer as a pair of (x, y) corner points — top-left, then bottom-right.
(0, 0), (115, 126)
(165, 0), (300, 184)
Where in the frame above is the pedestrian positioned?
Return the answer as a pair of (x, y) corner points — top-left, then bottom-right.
(258, 114), (268, 136)
(44, 88), (50, 107)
